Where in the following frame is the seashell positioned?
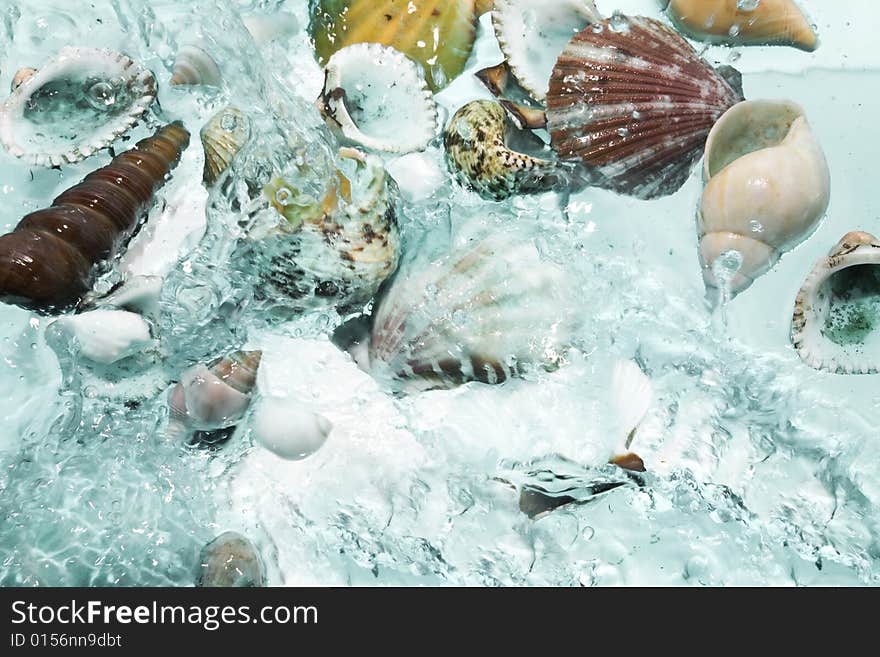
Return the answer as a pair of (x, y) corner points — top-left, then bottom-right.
(0, 123), (190, 314)
(444, 100), (561, 201)
(791, 232), (880, 375)
(477, 0), (496, 15)
(608, 359), (652, 472)
(368, 233), (579, 390)
(10, 67), (36, 92)
(255, 148), (400, 312)
(170, 43), (222, 87)
(310, 0), (478, 92)
(662, 0), (818, 52)
(546, 15), (743, 199)
(699, 100), (830, 299)
(251, 396), (332, 461)
(241, 12), (299, 47)
(0, 47), (157, 167)
(319, 43), (438, 155)
(52, 309), (153, 365)
(200, 106), (250, 186)
(493, 0), (600, 102)
(169, 350), (262, 434)
(196, 531), (265, 587)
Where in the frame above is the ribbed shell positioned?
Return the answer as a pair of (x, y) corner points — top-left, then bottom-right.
(0, 123), (190, 313)
(170, 44), (222, 87)
(546, 15), (743, 199)
(201, 107), (250, 186)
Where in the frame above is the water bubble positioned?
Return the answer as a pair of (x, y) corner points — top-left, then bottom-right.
(736, 0), (761, 10)
(220, 112), (239, 131)
(86, 81), (116, 109)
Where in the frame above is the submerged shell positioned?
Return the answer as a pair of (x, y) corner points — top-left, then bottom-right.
(792, 232), (880, 375)
(0, 47), (157, 167)
(368, 233), (579, 390)
(320, 43), (438, 154)
(310, 0), (478, 91)
(170, 44), (222, 86)
(663, 0), (818, 51)
(197, 531), (265, 587)
(444, 100), (561, 201)
(493, 0), (600, 102)
(546, 15), (743, 199)
(10, 67), (36, 92)
(201, 107), (250, 186)
(52, 309), (153, 365)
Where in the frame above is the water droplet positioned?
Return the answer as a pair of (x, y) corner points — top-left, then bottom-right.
(736, 0), (761, 11)
(220, 112), (238, 131)
(86, 81), (116, 109)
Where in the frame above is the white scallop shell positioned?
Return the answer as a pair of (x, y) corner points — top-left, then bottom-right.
(0, 47), (156, 167)
(493, 0), (601, 102)
(321, 43), (438, 154)
(52, 309), (153, 365)
(792, 232), (880, 375)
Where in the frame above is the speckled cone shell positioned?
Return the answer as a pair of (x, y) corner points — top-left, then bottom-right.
(663, 0), (818, 51)
(546, 15), (743, 199)
(792, 232), (880, 375)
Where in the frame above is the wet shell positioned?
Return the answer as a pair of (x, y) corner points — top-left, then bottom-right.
(196, 531), (266, 587)
(0, 47), (157, 167)
(493, 0), (600, 102)
(546, 15), (743, 199)
(662, 0), (818, 52)
(320, 43), (438, 154)
(201, 107), (250, 186)
(792, 232), (880, 375)
(10, 67), (36, 92)
(170, 44), (222, 87)
(444, 99), (561, 201)
(52, 309), (153, 365)
(368, 233), (579, 390)
(0, 123), (190, 314)
(169, 350), (262, 432)
(310, 0), (478, 91)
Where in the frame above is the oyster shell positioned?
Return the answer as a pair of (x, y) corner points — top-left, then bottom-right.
(493, 0), (600, 102)
(310, 0), (478, 91)
(200, 106), (250, 186)
(320, 43), (438, 155)
(792, 232), (880, 375)
(546, 15), (743, 199)
(0, 47), (157, 167)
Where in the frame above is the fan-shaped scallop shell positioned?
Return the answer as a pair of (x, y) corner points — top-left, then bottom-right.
(310, 0), (478, 91)
(791, 232), (880, 375)
(200, 107), (250, 186)
(368, 233), (579, 390)
(0, 47), (157, 167)
(493, 0), (600, 102)
(444, 99), (561, 201)
(546, 15), (743, 199)
(320, 43), (438, 154)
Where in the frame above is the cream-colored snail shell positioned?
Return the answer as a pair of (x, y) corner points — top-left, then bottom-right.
(170, 44), (222, 86)
(698, 99), (830, 299)
(661, 0), (818, 51)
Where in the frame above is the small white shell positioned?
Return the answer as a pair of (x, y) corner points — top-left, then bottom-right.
(493, 0), (600, 102)
(0, 47), (157, 167)
(792, 231), (880, 375)
(170, 44), (222, 86)
(611, 359), (653, 451)
(251, 396), (332, 461)
(52, 309), (153, 365)
(10, 67), (36, 92)
(320, 43), (438, 154)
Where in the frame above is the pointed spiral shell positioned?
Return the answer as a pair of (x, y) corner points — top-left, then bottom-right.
(0, 123), (190, 313)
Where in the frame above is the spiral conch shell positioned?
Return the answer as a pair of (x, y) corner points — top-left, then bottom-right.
(792, 232), (880, 375)
(170, 44), (222, 86)
(662, 0), (818, 52)
(699, 100), (830, 299)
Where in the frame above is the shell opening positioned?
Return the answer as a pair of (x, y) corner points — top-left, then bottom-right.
(820, 264), (880, 355)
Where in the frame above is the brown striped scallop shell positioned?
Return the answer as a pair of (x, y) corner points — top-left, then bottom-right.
(546, 15), (744, 199)
(0, 123), (190, 314)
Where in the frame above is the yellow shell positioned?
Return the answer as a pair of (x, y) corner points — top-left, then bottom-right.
(310, 0), (477, 91)
(664, 0), (818, 51)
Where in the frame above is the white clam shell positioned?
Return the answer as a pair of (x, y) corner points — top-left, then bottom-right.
(792, 232), (880, 375)
(52, 309), (153, 365)
(0, 47), (156, 167)
(699, 100), (830, 298)
(493, 0), (600, 102)
(321, 43), (438, 154)
(251, 396), (332, 461)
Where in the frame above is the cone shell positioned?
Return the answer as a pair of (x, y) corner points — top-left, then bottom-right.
(444, 100), (560, 201)
(699, 100), (830, 298)
(368, 233), (579, 390)
(170, 44), (222, 86)
(0, 48), (157, 167)
(493, 0), (600, 102)
(792, 232), (880, 375)
(546, 15), (743, 199)
(320, 43), (438, 154)
(663, 0), (818, 52)
(310, 0), (478, 91)
(201, 107), (251, 186)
